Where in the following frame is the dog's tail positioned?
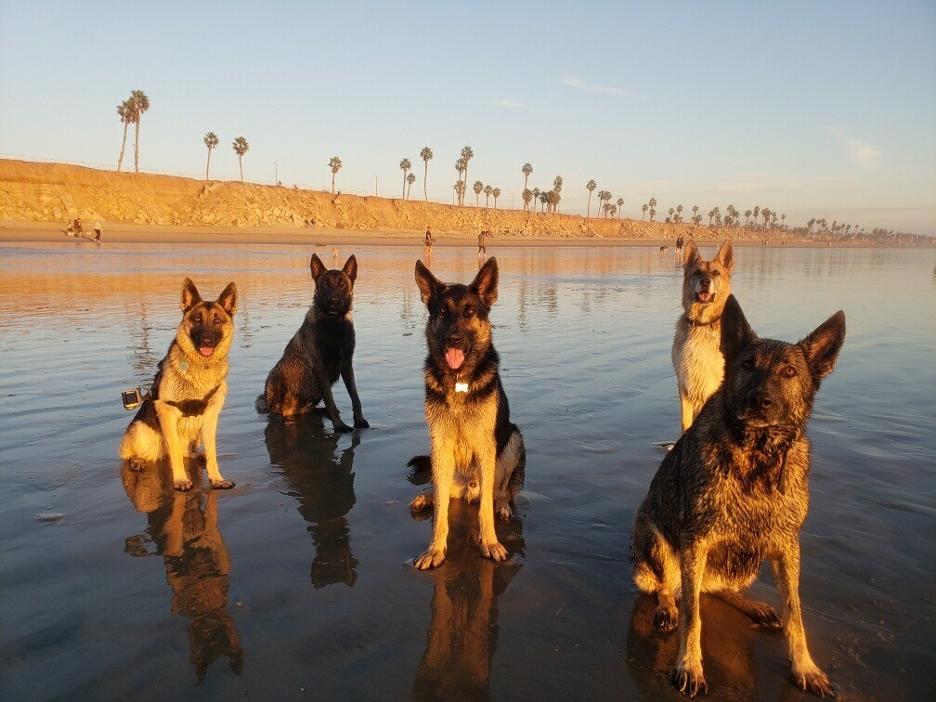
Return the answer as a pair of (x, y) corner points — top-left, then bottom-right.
(407, 455), (432, 485)
(255, 393), (269, 414)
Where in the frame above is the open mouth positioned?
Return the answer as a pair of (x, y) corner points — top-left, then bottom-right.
(199, 345), (215, 357)
(445, 347), (465, 370)
(696, 291), (714, 303)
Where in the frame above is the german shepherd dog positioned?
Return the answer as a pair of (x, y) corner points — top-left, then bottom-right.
(120, 279), (238, 491)
(633, 294), (845, 698)
(256, 254), (368, 433)
(409, 257), (526, 570)
(672, 240), (734, 433)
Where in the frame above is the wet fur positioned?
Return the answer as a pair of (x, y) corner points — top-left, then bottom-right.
(410, 257), (526, 570)
(672, 240), (734, 433)
(120, 278), (238, 491)
(257, 254), (367, 433)
(634, 294), (845, 698)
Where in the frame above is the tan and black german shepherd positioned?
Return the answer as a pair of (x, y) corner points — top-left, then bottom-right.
(633, 294), (845, 698)
(409, 257), (526, 570)
(672, 240), (734, 433)
(120, 279), (238, 491)
(256, 254), (368, 433)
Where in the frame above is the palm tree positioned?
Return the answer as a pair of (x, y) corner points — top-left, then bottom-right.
(420, 147), (433, 200)
(539, 191), (549, 212)
(399, 158), (412, 198)
(753, 206), (761, 227)
(460, 146), (474, 205)
(232, 136), (249, 182)
(406, 172), (416, 199)
(116, 99), (136, 172)
(473, 180), (484, 205)
(130, 90), (150, 173)
(455, 180), (467, 204)
(641, 203), (648, 220)
(455, 158), (466, 203)
(522, 162), (533, 191)
(596, 191), (610, 217)
(522, 188), (533, 211)
(492, 187), (501, 208)
(762, 208), (771, 227)
(484, 184), (493, 207)
(648, 197), (657, 221)
(586, 180), (597, 217)
(676, 204), (684, 224)
(532, 187), (541, 212)
(203, 132), (219, 179)
(552, 176), (564, 213)
(744, 209), (752, 226)
(328, 156), (342, 193)
(616, 198), (624, 220)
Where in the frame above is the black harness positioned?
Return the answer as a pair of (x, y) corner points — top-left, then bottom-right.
(162, 383), (222, 416)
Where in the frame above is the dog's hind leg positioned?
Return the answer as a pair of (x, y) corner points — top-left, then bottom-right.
(494, 431), (525, 522)
(410, 491), (434, 512)
(633, 520), (681, 633)
(716, 590), (783, 629)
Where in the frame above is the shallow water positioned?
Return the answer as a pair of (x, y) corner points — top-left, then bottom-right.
(0, 241), (933, 700)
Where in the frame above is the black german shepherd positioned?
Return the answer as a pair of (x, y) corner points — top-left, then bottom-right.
(409, 257), (526, 570)
(257, 254), (367, 433)
(632, 294), (845, 698)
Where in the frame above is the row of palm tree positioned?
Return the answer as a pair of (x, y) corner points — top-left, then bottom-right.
(520, 174), (564, 214)
(115, 90), (150, 173)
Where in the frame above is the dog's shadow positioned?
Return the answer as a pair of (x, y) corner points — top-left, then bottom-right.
(264, 411), (360, 588)
(412, 502), (525, 701)
(121, 465), (243, 685)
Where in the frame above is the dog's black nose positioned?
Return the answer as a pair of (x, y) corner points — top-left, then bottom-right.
(747, 388), (772, 410)
(328, 296), (339, 304)
(446, 334), (463, 348)
(700, 278), (711, 289)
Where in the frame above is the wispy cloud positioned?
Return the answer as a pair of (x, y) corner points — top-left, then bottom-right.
(826, 127), (881, 169)
(561, 77), (648, 98)
(489, 98), (525, 109)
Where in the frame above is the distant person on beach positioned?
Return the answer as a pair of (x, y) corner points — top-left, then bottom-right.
(675, 235), (684, 259)
(478, 229), (487, 255)
(93, 221), (102, 241)
(74, 218), (83, 236)
(424, 227), (433, 257)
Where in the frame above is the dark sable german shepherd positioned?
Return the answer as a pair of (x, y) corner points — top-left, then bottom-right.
(409, 257), (526, 570)
(257, 254), (368, 433)
(633, 295), (845, 698)
(120, 279), (238, 491)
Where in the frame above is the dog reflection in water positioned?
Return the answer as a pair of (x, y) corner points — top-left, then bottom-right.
(122, 464), (243, 684)
(412, 499), (524, 700)
(265, 412), (359, 588)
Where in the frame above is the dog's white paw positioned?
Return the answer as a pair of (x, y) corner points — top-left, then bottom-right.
(210, 479), (235, 490)
(670, 660), (708, 697)
(173, 478), (193, 491)
(791, 664), (835, 698)
(410, 493), (433, 512)
(414, 548), (446, 570)
(480, 540), (508, 562)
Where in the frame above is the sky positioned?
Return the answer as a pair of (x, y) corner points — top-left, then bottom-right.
(1, 1), (934, 234)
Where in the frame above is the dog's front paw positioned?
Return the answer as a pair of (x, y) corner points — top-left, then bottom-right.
(410, 493), (432, 512)
(128, 458), (147, 472)
(480, 540), (508, 562)
(173, 478), (194, 491)
(333, 421), (353, 433)
(210, 479), (235, 490)
(670, 661), (708, 697)
(653, 604), (679, 633)
(748, 602), (784, 629)
(791, 664), (835, 698)
(354, 417), (370, 429)
(414, 548), (446, 570)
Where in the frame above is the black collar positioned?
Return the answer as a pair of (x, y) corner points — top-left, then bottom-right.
(686, 314), (721, 328)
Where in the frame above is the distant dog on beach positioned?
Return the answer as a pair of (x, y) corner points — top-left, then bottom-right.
(672, 239), (734, 433)
(659, 246), (669, 257)
(257, 253), (368, 433)
(632, 294), (845, 698)
(120, 278), (238, 491)
(409, 257), (526, 569)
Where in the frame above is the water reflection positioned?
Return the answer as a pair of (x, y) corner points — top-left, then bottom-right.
(121, 465), (243, 684)
(412, 502), (524, 701)
(265, 413), (359, 588)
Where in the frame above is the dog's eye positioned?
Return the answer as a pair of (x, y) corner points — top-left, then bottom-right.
(464, 306), (475, 318)
(193, 315), (202, 324)
(213, 317), (222, 326)
(338, 279), (346, 287)
(781, 366), (797, 378)
(438, 306), (447, 316)
(712, 270), (721, 277)
(742, 358), (755, 370)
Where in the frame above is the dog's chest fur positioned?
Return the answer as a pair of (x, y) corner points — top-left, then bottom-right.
(672, 318), (724, 404)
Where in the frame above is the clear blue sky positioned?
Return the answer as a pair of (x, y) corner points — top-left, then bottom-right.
(1, 1), (934, 234)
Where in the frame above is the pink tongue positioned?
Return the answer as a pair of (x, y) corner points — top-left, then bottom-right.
(199, 346), (214, 357)
(698, 292), (712, 303)
(445, 348), (465, 370)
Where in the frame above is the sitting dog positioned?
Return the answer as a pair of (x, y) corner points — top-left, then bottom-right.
(672, 239), (733, 433)
(257, 254), (367, 433)
(409, 257), (526, 569)
(120, 278), (238, 491)
(633, 294), (845, 698)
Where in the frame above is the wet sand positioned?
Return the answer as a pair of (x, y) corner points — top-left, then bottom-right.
(0, 240), (933, 699)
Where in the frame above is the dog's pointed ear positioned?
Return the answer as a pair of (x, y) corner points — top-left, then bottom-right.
(310, 253), (327, 282)
(715, 239), (734, 272)
(720, 294), (756, 366)
(181, 278), (202, 312)
(217, 282), (238, 316)
(415, 260), (444, 305)
(799, 310), (846, 382)
(683, 240), (702, 268)
(342, 255), (358, 284)
(470, 256), (499, 308)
